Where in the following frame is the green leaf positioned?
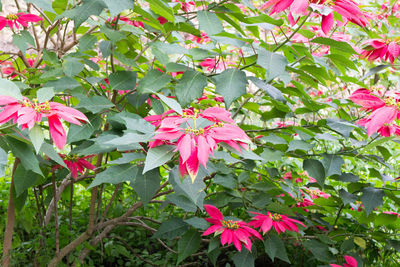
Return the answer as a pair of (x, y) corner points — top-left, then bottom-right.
(156, 93), (183, 115)
(177, 230), (201, 264)
(244, 14), (283, 26)
(78, 34), (97, 51)
(63, 58), (84, 77)
(137, 69), (171, 93)
(76, 96), (114, 113)
(67, 114), (101, 143)
(167, 193), (197, 212)
(40, 143), (67, 168)
(60, 0), (107, 29)
(248, 77), (284, 101)
(361, 187), (385, 215)
(264, 233), (290, 263)
(103, 0), (133, 17)
(152, 217), (189, 240)
(169, 167), (206, 208)
(303, 159), (326, 187)
(28, 125), (44, 154)
(0, 147), (8, 177)
(184, 217), (209, 230)
(0, 78), (23, 100)
(214, 68), (247, 107)
(132, 167), (161, 204)
(197, 11), (223, 36)
(88, 164), (139, 188)
(45, 77), (81, 92)
(337, 172), (359, 182)
(13, 165), (39, 197)
(321, 154), (344, 177)
(143, 145), (175, 173)
(36, 87), (55, 102)
(175, 70), (207, 107)
(257, 49), (288, 81)
(287, 140), (314, 152)
(100, 40), (112, 57)
(339, 189), (357, 205)
(361, 64), (390, 80)
(100, 25), (126, 42)
(304, 240), (335, 262)
(311, 37), (356, 54)
(363, 136), (394, 152)
(6, 136), (42, 176)
(108, 71), (137, 91)
(232, 249), (255, 267)
(149, 0), (175, 22)
(12, 31), (35, 53)
(25, 0), (55, 12)
(109, 152), (145, 164)
(213, 174), (237, 189)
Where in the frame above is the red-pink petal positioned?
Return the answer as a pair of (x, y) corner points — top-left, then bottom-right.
(204, 204), (223, 220)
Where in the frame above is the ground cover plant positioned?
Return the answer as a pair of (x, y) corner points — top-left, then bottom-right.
(0, 0), (399, 266)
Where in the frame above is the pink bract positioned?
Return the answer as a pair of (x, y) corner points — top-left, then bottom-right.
(202, 205), (262, 251)
(0, 13), (43, 31)
(248, 211), (306, 234)
(0, 96), (88, 149)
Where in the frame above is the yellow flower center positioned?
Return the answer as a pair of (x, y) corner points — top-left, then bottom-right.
(22, 98), (51, 113)
(6, 14), (18, 20)
(269, 213), (282, 221)
(221, 219), (239, 229)
(384, 97), (400, 108)
(184, 127), (205, 135)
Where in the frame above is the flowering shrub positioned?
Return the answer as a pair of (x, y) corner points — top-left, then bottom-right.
(0, 0), (398, 266)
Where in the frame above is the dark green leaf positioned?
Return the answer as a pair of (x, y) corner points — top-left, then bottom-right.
(303, 159), (325, 186)
(149, 0), (175, 22)
(6, 137), (42, 176)
(311, 37), (356, 54)
(257, 49), (288, 81)
(177, 230), (201, 264)
(45, 77), (81, 92)
(13, 165), (39, 197)
(108, 71), (137, 91)
(88, 164), (139, 188)
(361, 187), (385, 215)
(197, 11), (223, 35)
(143, 145), (175, 173)
(153, 217), (189, 240)
(76, 96), (114, 113)
(78, 34), (97, 51)
(132, 168), (161, 204)
(175, 70), (207, 107)
(232, 249), (255, 267)
(214, 68), (247, 107)
(304, 240), (335, 262)
(25, 0), (54, 12)
(0, 78), (23, 100)
(60, 0), (107, 29)
(103, 0), (133, 17)
(264, 233), (290, 263)
(63, 58), (84, 77)
(321, 154), (344, 177)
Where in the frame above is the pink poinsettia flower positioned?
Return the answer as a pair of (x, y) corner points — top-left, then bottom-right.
(305, 188), (331, 199)
(330, 255), (357, 267)
(157, 16), (168, 24)
(261, 0), (309, 17)
(190, 32), (211, 44)
(350, 89), (400, 136)
(310, 0), (369, 34)
(172, 0), (196, 12)
(360, 39), (400, 63)
(146, 107), (251, 180)
(248, 211), (306, 234)
(59, 154), (96, 179)
(0, 96), (88, 149)
(202, 205), (262, 251)
(0, 13), (42, 30)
